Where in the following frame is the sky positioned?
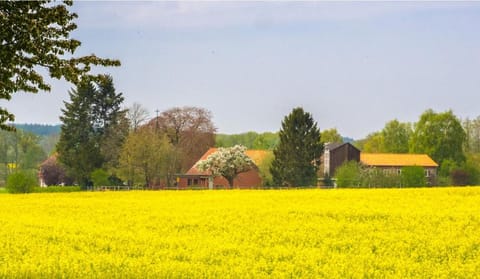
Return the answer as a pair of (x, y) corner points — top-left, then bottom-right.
(5, 1), (480, 139)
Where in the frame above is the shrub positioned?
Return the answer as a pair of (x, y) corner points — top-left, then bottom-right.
(401, 166), (426, 187)
(360, 168), (400, 188)
(6, 171), (38, 193)
(451, 169), (470, 186)
(39, 155), (73, 186)
(335, 161), (362, 187)
(258, 152), (274, 187)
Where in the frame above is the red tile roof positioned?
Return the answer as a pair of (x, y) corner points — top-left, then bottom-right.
(186, 148), (271, 175)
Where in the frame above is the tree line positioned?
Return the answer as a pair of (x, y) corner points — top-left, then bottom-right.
(207, 108), (480, 188)
(12, 124), (61, 137)
(44, 76), (216, 189)
(3, 96), (479, 189)
(0, 129), (46, 185)
(352, 110), (478, 186)
(1, 1), (479, 189)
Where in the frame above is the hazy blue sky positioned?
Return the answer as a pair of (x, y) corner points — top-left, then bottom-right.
(5, 1), (480, 139)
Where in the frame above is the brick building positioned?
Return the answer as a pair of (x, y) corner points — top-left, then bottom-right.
(177, 148), (271, 189)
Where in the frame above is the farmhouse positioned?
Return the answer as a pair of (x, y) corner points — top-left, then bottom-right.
(178, 148), (271, 189)
(323, 142), (438, 183)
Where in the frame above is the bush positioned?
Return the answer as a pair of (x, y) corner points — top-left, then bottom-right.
(360, 168), (400, 188)
(39, 155), (73, 186)
(451, 169), (470, 186)
(6, 171), (38, 193)
(335, 161), (362, 187)
(401, 166), (426, 187)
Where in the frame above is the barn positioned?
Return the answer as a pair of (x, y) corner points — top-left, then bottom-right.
(322, 142), (438, 184)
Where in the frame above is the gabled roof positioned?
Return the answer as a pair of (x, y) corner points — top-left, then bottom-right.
(185, 148), (272, 175)
(325, 142), (344, 150)
(325, 142), (360, 152)
(360, 153), (438, 167)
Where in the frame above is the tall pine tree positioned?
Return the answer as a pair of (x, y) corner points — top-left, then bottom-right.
(270, 107), (323, 186)
(57, 82), (99, 186)
(95, 76), (129, 172)
(56, 76), (127, 187)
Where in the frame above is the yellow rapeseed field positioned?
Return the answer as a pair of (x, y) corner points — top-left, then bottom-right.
(1, 188), (480, 278)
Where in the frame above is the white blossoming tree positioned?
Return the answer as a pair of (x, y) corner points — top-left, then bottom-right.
(196, 145), (254, 189)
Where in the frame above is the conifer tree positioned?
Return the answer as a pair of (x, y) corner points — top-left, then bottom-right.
(57, 82), (100, 186)
(270, 107), (323, 186)
(95, 76), (129, 172)
(56, 76), (127, 187)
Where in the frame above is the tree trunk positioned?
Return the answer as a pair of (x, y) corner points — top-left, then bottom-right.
(227, 177), (234, 189)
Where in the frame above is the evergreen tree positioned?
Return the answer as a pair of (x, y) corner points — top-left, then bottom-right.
(270, 107), (323, 186)
(93, 76), (125, 135)
(95, 76), (129, 172)
(57, 82), (100, 186)
(57, 76), (126, 187)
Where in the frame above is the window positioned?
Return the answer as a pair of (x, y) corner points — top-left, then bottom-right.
(425, 169), (430, 177)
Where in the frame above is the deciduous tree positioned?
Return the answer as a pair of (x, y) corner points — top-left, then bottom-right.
(127, 103), (150, 132)
(196, 145), (254, 188)
(358, 120), (411, 153)
(321, 128), (343, 144)
(270, 107), (323, 186)
(39, 154), (72, 186)
(252, 132), (279, 150)
(362, 132), (385, 153)
(463, 116), (480, 154)
(149, 107), (216, 185)
(117, 127), (173, 187)
(0, 1), (120, 130)
(216, 132), (279, 150)
(382, 120), (411, 153)
(410, 109), (466, 166)
(0, 129), (46, 185)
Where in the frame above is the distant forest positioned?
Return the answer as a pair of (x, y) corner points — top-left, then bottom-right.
(215, 131), (353, 150)
(12, 123), (356, 151)
(13, 124), (61, 136)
